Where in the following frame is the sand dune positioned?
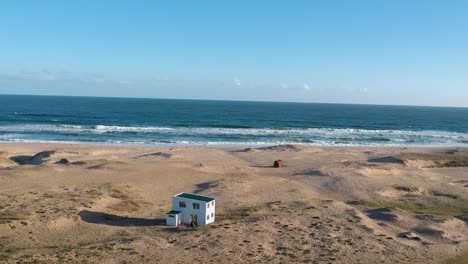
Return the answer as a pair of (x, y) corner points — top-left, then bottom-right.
(0, 144), (467, 263)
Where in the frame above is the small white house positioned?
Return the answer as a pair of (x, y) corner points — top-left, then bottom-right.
(166, 192), (215, 226)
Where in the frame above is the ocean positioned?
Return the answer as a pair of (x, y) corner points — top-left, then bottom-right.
(1, 94), (468, 146)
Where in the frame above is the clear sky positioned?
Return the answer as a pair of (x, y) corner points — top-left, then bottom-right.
(1, 1), (468, 107)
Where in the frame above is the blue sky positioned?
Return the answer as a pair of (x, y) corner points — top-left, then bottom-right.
(1, 1), (468, 106)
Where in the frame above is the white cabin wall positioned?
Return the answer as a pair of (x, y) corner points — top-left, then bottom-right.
(172, 196), (212, 225)
(205, 200), (215, 224)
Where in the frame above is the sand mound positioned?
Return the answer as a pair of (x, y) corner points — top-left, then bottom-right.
(379, 185), (424, 198)
(324, 176), (377, 200)
(358, 167), (400, 177)
(437, 218), (468, 241)
(47, 216), (76, 231)
(403, 159), (437, 168)
(0, 152), (17, 167)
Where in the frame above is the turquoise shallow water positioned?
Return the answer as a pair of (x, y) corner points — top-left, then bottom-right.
(1, 94), (468, 146)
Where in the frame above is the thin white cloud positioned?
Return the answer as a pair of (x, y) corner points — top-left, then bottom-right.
(359, 88), (369, 93)
(0, 69), (133, 86)
(280, 82), (313, 92)
(233, 78), (241, 87)
(346, 87), (369, 94)
(2, 69), (61, 82)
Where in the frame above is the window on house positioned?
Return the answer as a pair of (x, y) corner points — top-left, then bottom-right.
(193, 203), (200, 210)
(207, 215), (210, 220)
(207, 203), (210, 208)
(211, 201), (214, 206)
(179, 201), (186, 208)
(211, 212), (214, 218)
(168, 215), (174, 218)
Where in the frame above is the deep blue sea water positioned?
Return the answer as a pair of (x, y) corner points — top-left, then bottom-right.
(1, 94), (468, 146)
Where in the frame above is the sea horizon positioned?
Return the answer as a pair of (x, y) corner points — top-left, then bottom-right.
(2, 93), (468, 109)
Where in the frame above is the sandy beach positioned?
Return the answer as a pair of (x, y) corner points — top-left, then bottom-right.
(0, 143), (467, 263)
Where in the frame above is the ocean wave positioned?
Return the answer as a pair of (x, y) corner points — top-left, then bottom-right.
(94, 125), (175, 132)
(1, 123), (468, 146)
(0, 123), (467, 137)
(1, 138), (466, 147)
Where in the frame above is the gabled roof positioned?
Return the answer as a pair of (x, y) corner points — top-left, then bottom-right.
(175, 193), (215, 203)
(166, 210), (182, 215)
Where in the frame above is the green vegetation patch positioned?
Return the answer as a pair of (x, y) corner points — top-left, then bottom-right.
(445, 249), (468, 264)
(361, 198), (468, 218)
(396, 152), (468, 168)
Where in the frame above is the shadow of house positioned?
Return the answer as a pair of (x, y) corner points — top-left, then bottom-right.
(79, 210), (164, 227)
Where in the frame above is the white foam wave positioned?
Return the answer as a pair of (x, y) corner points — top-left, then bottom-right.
(1, 123), (468, 146)
(94, 125), (174, 132)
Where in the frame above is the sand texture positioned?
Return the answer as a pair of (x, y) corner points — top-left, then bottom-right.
(0, 144), (467, 263)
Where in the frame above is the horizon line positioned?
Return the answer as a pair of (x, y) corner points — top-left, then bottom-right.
(1, 93), (467, 109)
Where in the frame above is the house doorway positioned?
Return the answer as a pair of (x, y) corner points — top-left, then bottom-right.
(191, 215), (198, 226)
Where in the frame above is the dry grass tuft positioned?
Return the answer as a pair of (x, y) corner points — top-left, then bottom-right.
(217, 206), (262, 220)
(393, 185), (420, 192)
(107, 201), (140, 212)
(0, 210), (30, 224)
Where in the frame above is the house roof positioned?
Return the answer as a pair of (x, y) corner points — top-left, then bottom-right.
(166, 210), (182, 215)
(175, 193), (215, 202)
